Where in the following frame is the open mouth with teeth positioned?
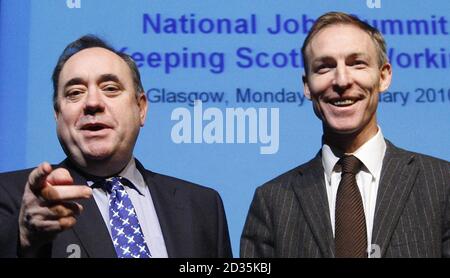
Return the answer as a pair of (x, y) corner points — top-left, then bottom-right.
(81, 123), (110, 132)
(331, 99), (357, 107)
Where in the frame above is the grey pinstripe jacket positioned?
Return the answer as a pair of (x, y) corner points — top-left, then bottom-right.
(240, 141), (450, 258)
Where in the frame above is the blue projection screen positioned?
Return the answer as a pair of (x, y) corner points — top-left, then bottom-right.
(1, 0), (449, 256)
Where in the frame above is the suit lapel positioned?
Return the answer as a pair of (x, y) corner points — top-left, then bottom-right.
(371, 141), (419, 257)
(60, 160), (116, 258)
(136, 161), (189, 258)
(291, 154), (335, 258)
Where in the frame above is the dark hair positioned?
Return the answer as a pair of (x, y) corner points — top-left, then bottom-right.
(52, 35), (144, 111)
(301, 12), (388, 76)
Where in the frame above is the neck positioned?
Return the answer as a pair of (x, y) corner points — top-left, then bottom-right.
(71, 155), (132, 178)
(323, 124), (378, 154)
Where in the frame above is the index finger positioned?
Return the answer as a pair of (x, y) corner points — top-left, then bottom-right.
(28, 162), (53, 193)
(40, 185), (92, 202)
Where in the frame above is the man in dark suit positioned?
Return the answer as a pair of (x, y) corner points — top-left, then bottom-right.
(241, 12), (450, 258)
(0, 35), (232, 258)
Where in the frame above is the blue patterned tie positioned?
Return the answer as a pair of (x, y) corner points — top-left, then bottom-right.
(104, 177), (151, 258)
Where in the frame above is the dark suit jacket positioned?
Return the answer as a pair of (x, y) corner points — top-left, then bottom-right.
(241, 141), (450, 258)
(0, 159), (232, 258)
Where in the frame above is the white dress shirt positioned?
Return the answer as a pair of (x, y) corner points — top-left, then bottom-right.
(322, 128), (386, 257)
(87, 158), (168, 258)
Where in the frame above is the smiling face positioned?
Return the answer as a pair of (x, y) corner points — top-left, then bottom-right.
(303, 24), (392, 151)
(55, 47), (147, 175)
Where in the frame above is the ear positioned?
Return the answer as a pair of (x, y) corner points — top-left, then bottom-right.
(53, 98), (59, 120)
(378, 63), (392, 92)
(137, 92), (148, 127)
(54, 109), (59, 121)
(302, 74), (312, 100)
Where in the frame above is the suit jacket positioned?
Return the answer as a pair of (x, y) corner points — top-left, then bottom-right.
(0, 159), (232, 258)
(240, 141), (450, 258)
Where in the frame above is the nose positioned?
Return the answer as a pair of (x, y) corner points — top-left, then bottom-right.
(332, 63), (352, 93)
(83, 87), (105, 114)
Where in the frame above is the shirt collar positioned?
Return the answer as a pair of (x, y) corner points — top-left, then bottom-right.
(117, 158), (146, 196)
(353, 128), (386, 181)
(87, 157), (146, 196)
(322, 127), (386, 184)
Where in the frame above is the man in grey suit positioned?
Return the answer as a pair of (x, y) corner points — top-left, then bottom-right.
(241, 12), (450, 258)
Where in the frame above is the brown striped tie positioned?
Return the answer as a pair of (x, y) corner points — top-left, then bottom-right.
(335, 155), (367, 258)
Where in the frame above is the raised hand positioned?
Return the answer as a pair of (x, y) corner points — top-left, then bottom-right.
(19, 162), (92, 256)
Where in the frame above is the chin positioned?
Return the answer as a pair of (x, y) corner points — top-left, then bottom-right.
(326, 122), (362, 135)
(83, 147), (114, 160)
(331, 128), (359, 135)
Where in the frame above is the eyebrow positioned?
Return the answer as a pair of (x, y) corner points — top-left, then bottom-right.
(311, 56), (334, 64)
(97, 73), (121, 85)
(63, 74), (122, 90)
(348, 52), (371, 59)
(311, 52), (371, 63)
(63, 77), (85, 90)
